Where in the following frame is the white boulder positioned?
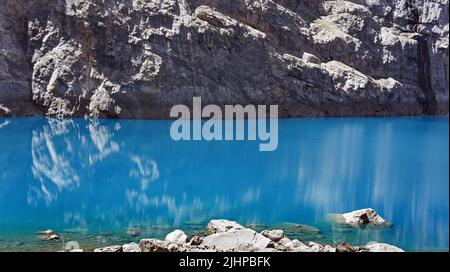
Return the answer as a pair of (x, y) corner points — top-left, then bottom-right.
(333, 208), (390, 227)
(94, 245), (122, 252)
(202, 228), (273, 251)
(122, 242), (141, 252)
(284, 239), (312, 252)
(206, 219), (244, 234)
(364, 242), (405, 252)
(165, 229), (188, 245)
(261, 229), (284, 242)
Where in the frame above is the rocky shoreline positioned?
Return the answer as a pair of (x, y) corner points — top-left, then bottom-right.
(48, 209), (405, 253)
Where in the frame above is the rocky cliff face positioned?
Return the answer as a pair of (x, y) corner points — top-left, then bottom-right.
(0, 0), (448, 118)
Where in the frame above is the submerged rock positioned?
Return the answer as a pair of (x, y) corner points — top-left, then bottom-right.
(37, 229), (54, 237)
(165, 230), (188, 245)
(293, 224), (322, 235)
(125, 227), (141, 237)
(206, 220), (244, 235)
(47, 234), (60, 241)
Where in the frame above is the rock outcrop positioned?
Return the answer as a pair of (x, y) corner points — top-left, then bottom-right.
(0, 104), (11, 117)
(0, 0), (448, 118)
(330, 208), (391, 227)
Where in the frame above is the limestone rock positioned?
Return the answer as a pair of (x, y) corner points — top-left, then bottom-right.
(0, 0), (447, 118)
(284, 239), (312, 252)
(277, 237), (292, 247)
(307, 241), (324, 252)
(189, 236), (203, 246)
(201, 228), (273, 252)
(336, 242), (357, 252)
(206, 219), (244, 234)
(363, 242), (405, 252)
(323, 245), (336, 252)
(260, 230), (284, 242)
(341, 208), (390, 227)
(139, 239), (175, 253)
(165, 229), (188, 245)
(94, 245), (122, 252)
(0, 105), (11, 117)
(46, 234), (60, 241)
(122, 242), (141, 252)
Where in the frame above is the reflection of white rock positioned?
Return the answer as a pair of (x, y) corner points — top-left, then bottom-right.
(125, 156), (161, 217)
(130, 156), (159, 190)
(0, 120), (11, 129)
(88, 122), (119, 164)
(241, 188), (260, 203)
(30, 120), (80, 205)
(28, 119), (121, 205)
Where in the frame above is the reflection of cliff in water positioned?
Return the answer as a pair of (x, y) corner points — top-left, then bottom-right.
(0, 117), (447, 251)
(29, 119), (121, 205)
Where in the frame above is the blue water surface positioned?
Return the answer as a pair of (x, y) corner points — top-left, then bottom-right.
(0, 116), (448, 251)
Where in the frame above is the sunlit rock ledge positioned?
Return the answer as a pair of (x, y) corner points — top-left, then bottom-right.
(75, 218), (404, 253)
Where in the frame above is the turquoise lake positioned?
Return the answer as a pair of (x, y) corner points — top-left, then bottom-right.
(0, 116), (448, 252)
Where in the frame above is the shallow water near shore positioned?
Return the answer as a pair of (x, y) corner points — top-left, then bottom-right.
(0, 116), (448, 252)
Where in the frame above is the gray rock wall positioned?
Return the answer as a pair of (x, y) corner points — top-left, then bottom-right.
(0, 0), (448, 118)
